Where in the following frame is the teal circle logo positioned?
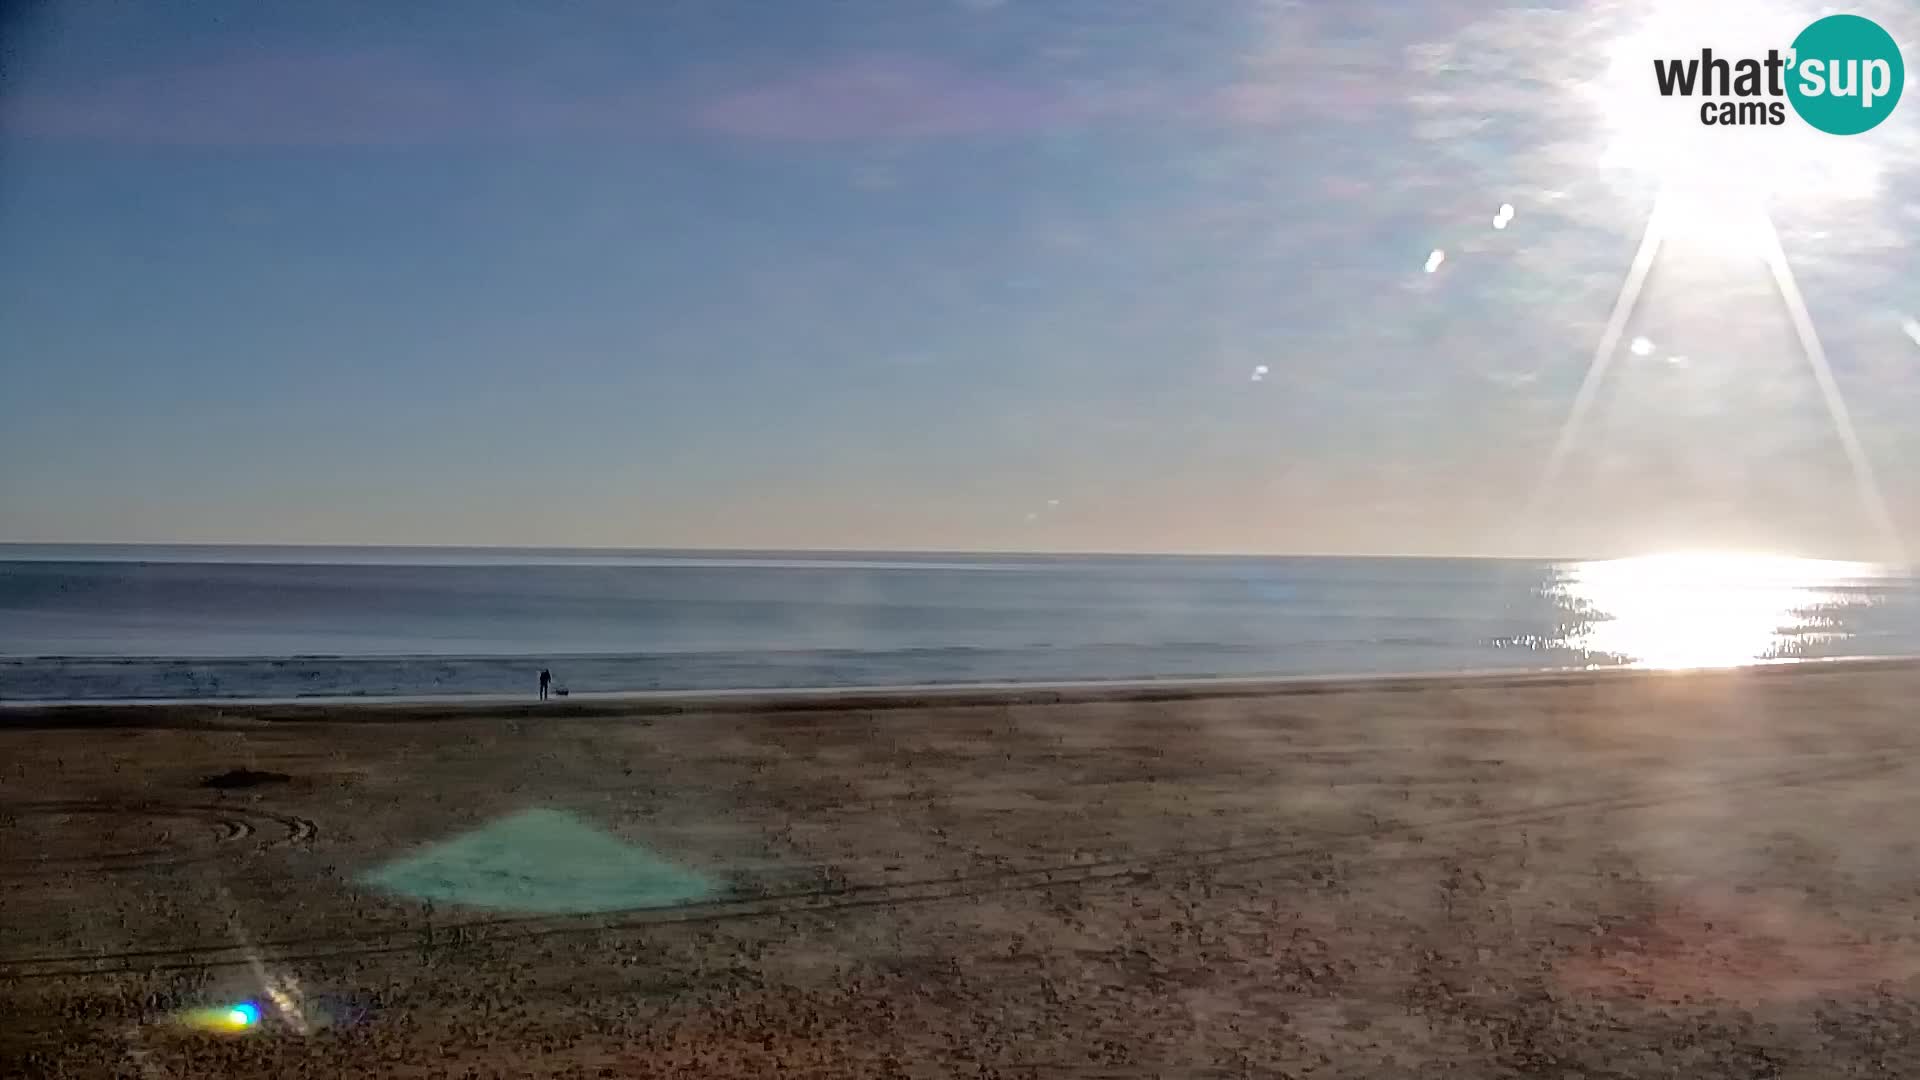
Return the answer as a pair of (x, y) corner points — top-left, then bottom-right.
(1787, 14), (1904, 135)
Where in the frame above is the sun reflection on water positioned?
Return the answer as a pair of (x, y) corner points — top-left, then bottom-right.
(1551, 553), (1880, 669)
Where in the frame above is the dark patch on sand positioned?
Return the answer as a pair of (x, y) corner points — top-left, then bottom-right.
(198, 768), (292, 790)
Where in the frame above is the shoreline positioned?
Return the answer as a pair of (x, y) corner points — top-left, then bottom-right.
(8, 653), (1920, 726)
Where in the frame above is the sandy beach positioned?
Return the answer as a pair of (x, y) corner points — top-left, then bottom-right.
(7, 664), (1920, 1077)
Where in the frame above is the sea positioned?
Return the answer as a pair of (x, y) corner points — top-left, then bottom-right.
(3, 545), (1918, 702)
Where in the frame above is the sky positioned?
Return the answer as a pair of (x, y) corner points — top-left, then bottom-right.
(2, 0), (1919, 559)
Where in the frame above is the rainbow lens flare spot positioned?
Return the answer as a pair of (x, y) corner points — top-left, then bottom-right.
(177, 1000), (261, 1034)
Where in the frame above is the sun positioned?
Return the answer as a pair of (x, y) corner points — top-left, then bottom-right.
(1583, 1), (1884, 251)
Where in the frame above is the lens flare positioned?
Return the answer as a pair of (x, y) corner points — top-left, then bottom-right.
(175, 1000), (261, 1034)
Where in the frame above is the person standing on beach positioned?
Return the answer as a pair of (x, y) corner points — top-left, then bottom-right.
(538, 668), (552, 701)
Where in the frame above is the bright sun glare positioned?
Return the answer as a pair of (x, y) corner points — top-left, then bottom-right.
(1530, 3), (1910, 571)
(1588, 2), (1886, 253)
(1558, 552), (1876, 669)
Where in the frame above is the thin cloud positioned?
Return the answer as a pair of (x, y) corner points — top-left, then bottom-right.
(1203, 72), (1398, 125)
(8, 45), (1403, 149)
(685, 55), (1114, 142)
(0, 49), (663, 146)
(687, 53), (1398, 144)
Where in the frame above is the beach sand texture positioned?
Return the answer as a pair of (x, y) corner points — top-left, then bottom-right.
(7, 665), (1920, 1077)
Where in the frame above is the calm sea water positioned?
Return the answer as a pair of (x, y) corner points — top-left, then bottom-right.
(3, 546), (1918, 702)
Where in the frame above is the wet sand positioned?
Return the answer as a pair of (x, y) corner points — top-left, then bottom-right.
(7, 665), (1920, 1077)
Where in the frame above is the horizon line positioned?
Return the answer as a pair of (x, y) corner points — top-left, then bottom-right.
(0, 539), (1832, 564)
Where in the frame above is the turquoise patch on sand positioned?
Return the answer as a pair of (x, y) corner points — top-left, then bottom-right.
(361, 808), (716, 914)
